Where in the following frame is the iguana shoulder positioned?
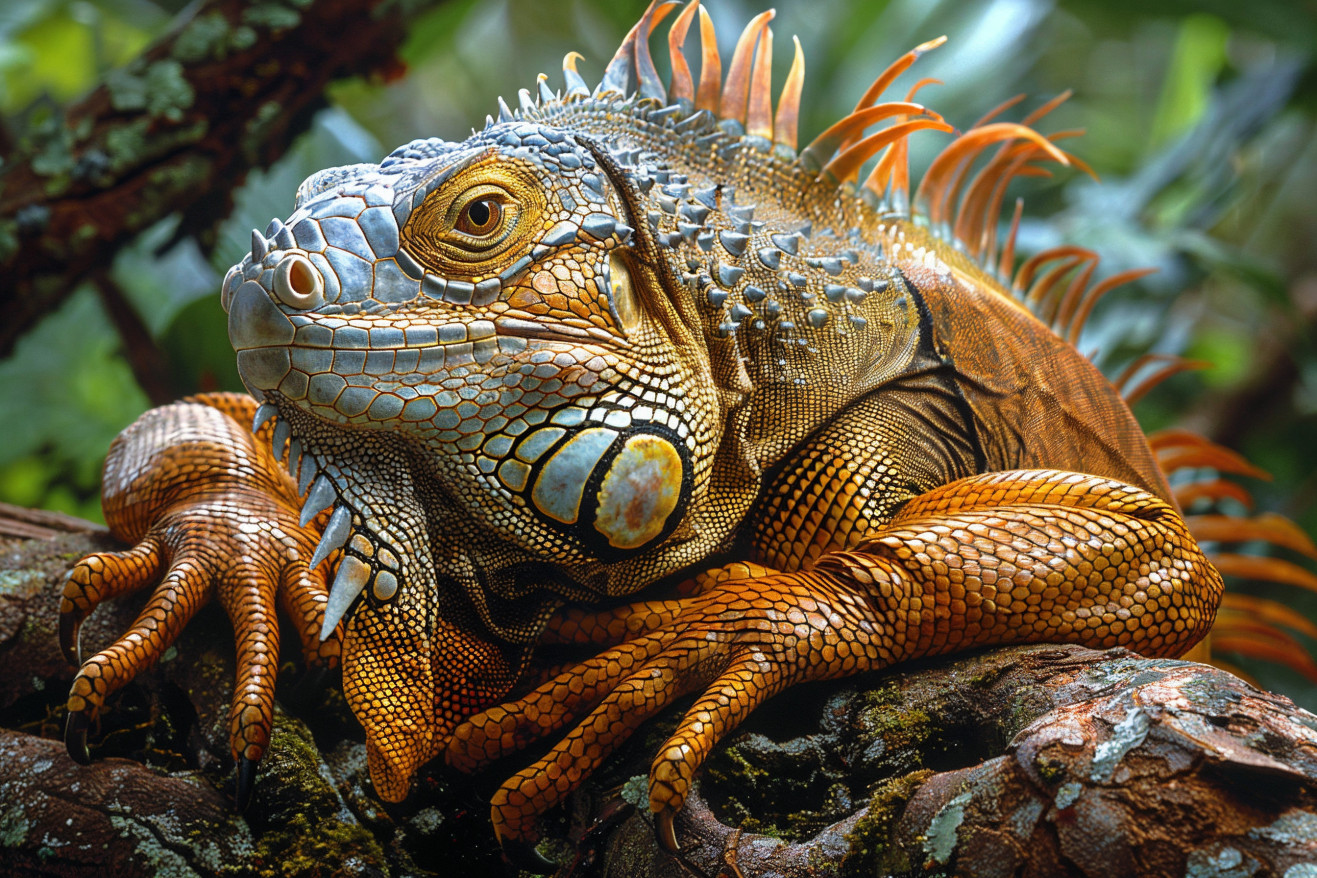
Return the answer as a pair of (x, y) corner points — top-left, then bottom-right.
(530, 9), (1165, 508)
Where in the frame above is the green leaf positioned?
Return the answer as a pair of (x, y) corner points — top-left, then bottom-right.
(1150, 14), (1229, 149)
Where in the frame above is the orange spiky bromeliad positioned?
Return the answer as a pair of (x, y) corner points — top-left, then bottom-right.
(68, 1), (1317, 868)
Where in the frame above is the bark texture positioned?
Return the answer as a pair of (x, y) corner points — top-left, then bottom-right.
(2, 529), (1315, 877)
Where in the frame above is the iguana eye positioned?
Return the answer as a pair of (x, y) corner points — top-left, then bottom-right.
(456, 198), (502, 236)
(401, 164), (544, 270)
(447, 188), (515, 250)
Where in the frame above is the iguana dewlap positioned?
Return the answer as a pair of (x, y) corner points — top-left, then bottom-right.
(59, 2), (1223, 866)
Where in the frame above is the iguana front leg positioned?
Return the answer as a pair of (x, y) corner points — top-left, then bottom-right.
(449, 469), (1222, 849)
(60, 393), (338, 803)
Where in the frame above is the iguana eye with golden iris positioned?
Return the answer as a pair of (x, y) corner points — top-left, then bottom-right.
(453, 193), (504, 238)
(400, 162), (544, 271)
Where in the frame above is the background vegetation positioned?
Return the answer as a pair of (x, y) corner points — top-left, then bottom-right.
(2, 0), (1314, 704)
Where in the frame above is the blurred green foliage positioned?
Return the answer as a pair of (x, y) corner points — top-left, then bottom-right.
(2, 0), (1315, 703)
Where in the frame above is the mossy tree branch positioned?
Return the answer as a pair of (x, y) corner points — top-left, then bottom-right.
(0, 0), (444, 359)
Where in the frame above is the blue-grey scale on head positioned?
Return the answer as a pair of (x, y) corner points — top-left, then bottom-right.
(224, 121), (712, 632)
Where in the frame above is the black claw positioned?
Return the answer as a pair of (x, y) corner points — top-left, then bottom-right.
(655, 808), (680, 854)
(235, 757), (257, 812)
(58, 612), (82, 667)
(64, 711), (91, 765)
(500, 837), (556, 874)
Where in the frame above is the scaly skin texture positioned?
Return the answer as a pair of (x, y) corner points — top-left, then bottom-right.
(60, 394), (339, 790)
(62, 2), (1224, 863)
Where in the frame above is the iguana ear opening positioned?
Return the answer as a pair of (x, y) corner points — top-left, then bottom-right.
(605, 249), (641, 332)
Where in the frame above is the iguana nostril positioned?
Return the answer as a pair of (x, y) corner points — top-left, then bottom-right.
(273, 254), (325, 309)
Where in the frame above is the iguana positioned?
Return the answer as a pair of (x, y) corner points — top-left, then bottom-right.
(58, 2), (1235, 868)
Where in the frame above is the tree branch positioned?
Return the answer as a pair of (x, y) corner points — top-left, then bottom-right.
(4, 529), (1315, 876)
(0, 0), (444, 359)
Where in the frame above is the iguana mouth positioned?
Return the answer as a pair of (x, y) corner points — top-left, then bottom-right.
(492, 316), (616, 344)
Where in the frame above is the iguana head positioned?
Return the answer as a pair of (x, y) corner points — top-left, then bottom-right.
(225, 121), (714, 565)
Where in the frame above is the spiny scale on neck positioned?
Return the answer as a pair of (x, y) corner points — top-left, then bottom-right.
(497, 1), (1107, 385)
(527, 95), (907, 371)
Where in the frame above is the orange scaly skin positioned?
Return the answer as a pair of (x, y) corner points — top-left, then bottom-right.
(60, 394), (339, 795)
(61, 3), (1228, 867)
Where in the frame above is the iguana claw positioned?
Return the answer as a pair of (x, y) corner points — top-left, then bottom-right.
(64, 710), (91, 765)
(58, 607), (82, 667)
(655, 807), (680, 854)
(235, 756), (258, 812)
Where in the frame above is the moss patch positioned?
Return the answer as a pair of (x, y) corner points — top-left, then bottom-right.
(246, 712), (390, 877)
(171, 13), (236, 63)
(840, 769), (933, 877)
(106, 60), (195, 121)
(243, 3), (302, 31)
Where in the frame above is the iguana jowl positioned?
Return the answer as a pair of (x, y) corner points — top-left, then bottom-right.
(59, 2), (1224, 864)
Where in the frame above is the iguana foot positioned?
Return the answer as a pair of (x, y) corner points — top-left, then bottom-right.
(61, 396), (338, 791)
(448, 567), (883, 847)
(451, 471), (1221, 850)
